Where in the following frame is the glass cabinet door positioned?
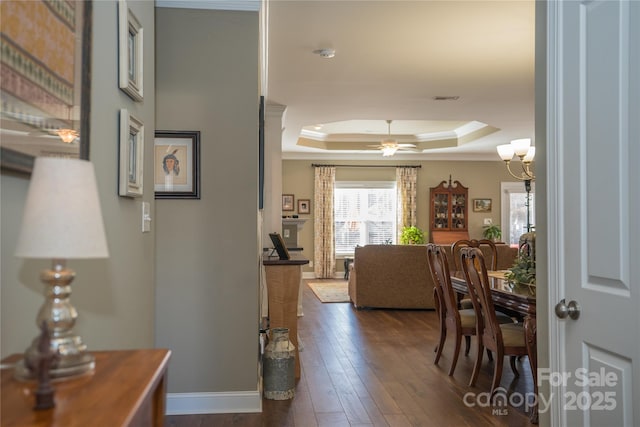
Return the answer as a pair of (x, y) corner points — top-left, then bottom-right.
(433, 193), (449, 230)
(451, 194), (466, 230)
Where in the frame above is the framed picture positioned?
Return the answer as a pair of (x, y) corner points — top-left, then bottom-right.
(473, 198), (492, 212)
(298, 199), (310, 214)
(282, 194), (294, 211)
(118, 109), (144, 197)
(118, 0), (143, 101)
(154, 131), (200, 199)
(0, 0), (92, 173)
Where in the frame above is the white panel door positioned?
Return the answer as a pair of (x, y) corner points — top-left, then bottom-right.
(547, 1), (639, 426)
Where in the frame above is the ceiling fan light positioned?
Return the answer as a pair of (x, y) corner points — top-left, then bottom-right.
(497, 144), (515, 161)
(382, 146), (397, 156)
(381, 138), (397, 146)
(57, 129), (78, 144)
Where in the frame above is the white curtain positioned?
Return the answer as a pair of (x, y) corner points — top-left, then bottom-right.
(396, 167), (418, 240)
(313, 166), (336, 278)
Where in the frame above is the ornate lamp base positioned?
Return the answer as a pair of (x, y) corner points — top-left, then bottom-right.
(13, 260), (95, 381)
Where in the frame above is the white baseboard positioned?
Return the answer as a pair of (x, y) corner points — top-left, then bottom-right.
(166, 391), (262, 415)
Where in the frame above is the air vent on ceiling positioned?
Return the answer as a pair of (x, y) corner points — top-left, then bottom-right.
(433, 96), (460, 101)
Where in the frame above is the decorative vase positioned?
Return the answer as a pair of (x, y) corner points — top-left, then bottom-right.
(263, 327), (296, 400)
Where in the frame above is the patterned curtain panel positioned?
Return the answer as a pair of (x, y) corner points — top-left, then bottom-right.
(396, 167), (418, 240)
(313, 166), (336, 278)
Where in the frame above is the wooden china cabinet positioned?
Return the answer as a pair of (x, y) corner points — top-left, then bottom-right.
(429, 176), (469, 244)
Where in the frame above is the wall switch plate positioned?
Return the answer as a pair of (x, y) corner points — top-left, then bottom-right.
(483, 218), (493, 226)
(142, 202), (151, 233)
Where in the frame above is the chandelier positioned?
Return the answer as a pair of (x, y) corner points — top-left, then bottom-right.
(496, 138), (535, 180)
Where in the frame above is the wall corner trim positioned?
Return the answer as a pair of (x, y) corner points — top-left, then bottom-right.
(166, 391), (262, 415)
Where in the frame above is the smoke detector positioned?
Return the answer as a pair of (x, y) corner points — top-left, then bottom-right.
(313, 48), (336, 58)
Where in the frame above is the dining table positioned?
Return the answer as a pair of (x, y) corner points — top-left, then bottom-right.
(450, 270), (538, 424)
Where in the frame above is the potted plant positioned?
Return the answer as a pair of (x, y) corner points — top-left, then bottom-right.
(400, 226), (425, 245)
(482, 224), (502, 242)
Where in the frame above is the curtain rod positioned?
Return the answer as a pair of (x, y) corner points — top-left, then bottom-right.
(311, 164), (421, 169)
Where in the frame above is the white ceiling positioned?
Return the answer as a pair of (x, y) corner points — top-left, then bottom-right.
(157, 0), (536, 161)
(265, 0), (536, 161)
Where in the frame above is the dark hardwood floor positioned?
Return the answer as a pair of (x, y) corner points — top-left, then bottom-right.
(166, 279), (535, 426)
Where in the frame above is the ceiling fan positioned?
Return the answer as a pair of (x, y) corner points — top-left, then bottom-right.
(367, 120), (418, 156)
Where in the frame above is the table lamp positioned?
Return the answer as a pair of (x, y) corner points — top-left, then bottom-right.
(13, 157), (109, 380)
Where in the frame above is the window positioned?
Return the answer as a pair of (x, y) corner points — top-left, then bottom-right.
(501, 182), (535, 246)
(334, 181), (397, 255)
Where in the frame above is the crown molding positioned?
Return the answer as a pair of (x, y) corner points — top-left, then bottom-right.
(155, 0), (260, 12)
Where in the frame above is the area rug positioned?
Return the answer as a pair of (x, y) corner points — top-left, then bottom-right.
(307, 280), (350, 303)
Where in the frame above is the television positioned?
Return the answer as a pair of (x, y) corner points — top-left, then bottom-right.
(268, 232), (290, 260)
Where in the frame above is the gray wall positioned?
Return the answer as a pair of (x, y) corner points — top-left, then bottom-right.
(154, 8), (260, 393)
(1, 0), (156, 356)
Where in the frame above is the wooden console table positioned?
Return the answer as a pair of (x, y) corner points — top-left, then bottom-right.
(1, 349), (171, 427)
(263, 253), (309, 379)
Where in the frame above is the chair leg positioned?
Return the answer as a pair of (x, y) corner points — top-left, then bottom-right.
(469, 341), (484, 387)
(490, 352), (505, 395)
(449, 334), (462, 376)
(434, 318), (446, 365)
(433, 289), (444, 354)
(510, 355), (520, 377)
(464, 335), (471, 356)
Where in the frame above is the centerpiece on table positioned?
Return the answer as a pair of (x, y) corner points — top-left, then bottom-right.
(505, 251), (536, 295)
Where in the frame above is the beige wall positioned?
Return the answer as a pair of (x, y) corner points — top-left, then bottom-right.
(283, 159), (514, 274)
(1, 0), (156, 356)
(154, 8), (260, 393)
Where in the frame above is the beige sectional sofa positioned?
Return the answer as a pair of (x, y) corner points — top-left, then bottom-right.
(348, 243), (518, 309)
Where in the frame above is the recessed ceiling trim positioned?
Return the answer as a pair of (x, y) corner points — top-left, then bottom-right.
(155, 0), (260, 12)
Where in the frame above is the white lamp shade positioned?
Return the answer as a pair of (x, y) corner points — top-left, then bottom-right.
(523, 146), (536, 162)
(496, 144), (515, 161)
(15, 158), (109, 259)
(511, 138), (532, 157)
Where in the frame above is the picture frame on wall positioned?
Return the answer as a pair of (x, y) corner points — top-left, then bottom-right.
(154, 131), (200, 199)
(473, 198), (492, 212)
(298, 199), (310, 214)
(118, 0), (143, 101)
(118, 109), (144, 197)
(282, 194), (294, 211)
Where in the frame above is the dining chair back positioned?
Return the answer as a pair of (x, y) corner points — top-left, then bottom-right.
(459, 247), (529, 394)
(451, 239), (498, 271)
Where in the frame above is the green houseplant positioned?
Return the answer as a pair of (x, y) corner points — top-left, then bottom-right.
(400, 226), (425, 245)
(482, 224), (502, 242)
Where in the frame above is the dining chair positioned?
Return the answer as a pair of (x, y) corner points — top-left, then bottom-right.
(460, 247), (529, 395)
(426, 243), (476, 376)
(426, 244), (512, 376)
